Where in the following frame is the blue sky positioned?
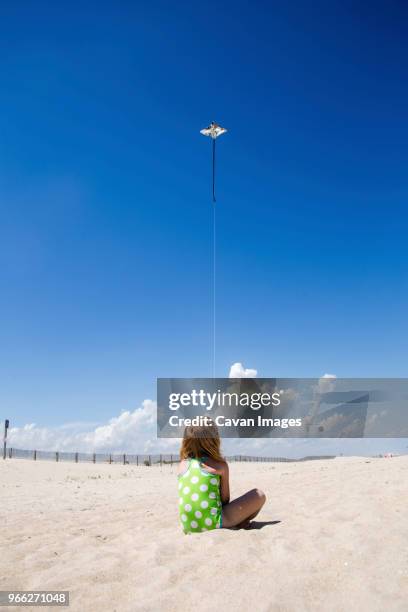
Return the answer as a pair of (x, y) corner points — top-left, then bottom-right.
(1, 1), (407, 454)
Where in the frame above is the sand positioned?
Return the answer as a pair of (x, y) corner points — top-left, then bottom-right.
(1, 455), (407, 612)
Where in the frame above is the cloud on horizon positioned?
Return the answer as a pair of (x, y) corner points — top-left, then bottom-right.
(8, 400), (176, 454)
(9, 362), (258, 453)
(7, 367), (406, 457)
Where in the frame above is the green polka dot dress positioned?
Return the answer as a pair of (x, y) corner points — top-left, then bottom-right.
(178, 458), (222, 533)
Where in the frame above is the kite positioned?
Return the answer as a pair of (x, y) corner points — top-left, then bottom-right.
(200, 122), (227, 202)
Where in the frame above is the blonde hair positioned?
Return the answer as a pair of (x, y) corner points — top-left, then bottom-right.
(180, 420), (224, 462)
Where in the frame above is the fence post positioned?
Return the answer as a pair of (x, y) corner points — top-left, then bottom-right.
(136, 455), (138, 466)
(56, 452), (59, 462)
(9, 448), (12, 459)
(170, 454), (173, 466)
(109, 454), (112, 464)
(75, 452), (78, 463)
(34, 450), (37, 461)
(3, 420), (9, 460)
(93, 453), (96, 464)
(123, 453), (126, 465)
(149, 455), (151, 466)
(160, 454), (162, 467)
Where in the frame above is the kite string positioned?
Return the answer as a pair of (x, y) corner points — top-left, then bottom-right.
(212, 195), (216, 379)
(212, 137), (216, 204)
(212, 137), (216, 378)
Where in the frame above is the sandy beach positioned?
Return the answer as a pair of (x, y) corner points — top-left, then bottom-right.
(1, 456), (407, 612)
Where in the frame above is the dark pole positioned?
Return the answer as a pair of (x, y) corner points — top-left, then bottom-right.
(3, 420), (9, 459)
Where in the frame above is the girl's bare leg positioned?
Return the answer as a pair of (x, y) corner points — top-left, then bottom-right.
(222, 489), (266, 529)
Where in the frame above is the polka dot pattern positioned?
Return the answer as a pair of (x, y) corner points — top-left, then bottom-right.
(178, 458), (222, 534)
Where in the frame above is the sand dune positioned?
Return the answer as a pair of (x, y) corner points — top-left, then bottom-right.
(1, 456), (407, 611)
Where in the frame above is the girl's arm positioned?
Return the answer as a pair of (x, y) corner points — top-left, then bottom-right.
(200, 458), (230, 504)
(219, 461), (230, 505)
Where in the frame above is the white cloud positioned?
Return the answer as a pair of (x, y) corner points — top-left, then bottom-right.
(11, 367), (401, 458)
(8, 362), (258, 453)
(229, 362), (257, 378)
(9, 362), (257, 453)
(318, 373), (337, 393)
(8, 400), (178, 454)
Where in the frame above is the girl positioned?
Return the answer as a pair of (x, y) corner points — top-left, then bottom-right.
(177, 421), (266, 533)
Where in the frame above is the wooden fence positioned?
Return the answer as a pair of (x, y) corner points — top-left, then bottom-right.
(5, 447), (336, 465)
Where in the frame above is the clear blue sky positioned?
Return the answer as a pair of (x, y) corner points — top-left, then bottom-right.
(1, 1), (407, 428)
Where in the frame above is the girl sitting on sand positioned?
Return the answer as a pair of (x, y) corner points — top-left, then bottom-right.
(177, 421), (266, 533)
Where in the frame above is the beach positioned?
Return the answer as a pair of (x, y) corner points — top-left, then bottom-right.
(1, 455), (407, 612)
